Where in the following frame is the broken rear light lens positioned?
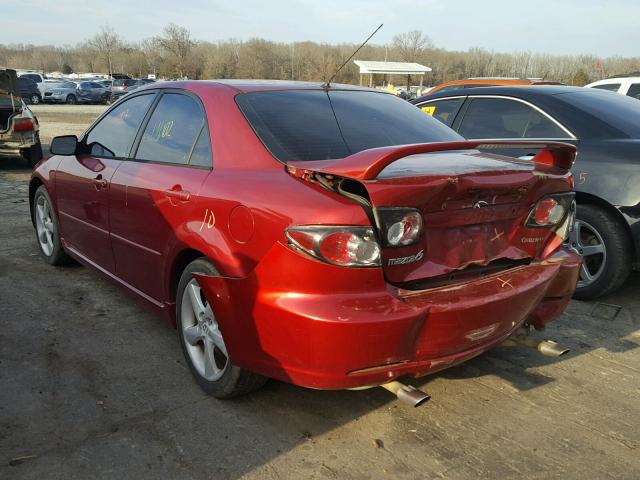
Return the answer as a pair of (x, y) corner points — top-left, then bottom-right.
(285, 226), (381, 267)
(526, 193), (576, 258)
(526, 194), (573, 228)
(377, 208), (423, 247)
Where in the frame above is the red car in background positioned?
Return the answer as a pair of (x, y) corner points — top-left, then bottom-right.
(29, 80), (580, 402)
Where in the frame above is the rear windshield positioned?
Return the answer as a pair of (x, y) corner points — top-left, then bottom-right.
(236, 90), (462, 162)
(557, 90), (640, 137)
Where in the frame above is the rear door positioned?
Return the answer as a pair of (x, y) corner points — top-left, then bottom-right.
(55, 93), (156, 272)
(108, 90), (213, 303)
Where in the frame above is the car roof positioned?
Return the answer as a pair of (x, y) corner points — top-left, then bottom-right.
(139, 79), (380, 94)
(414, 85), (587, 103)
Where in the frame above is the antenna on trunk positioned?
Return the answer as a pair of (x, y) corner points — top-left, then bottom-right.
(323, 23), (383, 89)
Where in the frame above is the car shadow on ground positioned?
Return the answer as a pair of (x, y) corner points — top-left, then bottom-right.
(421, 271), (640, 392)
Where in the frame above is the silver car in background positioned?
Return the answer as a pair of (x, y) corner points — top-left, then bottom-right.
(42, 80), (111, 105)
(42, 80), (78, 104)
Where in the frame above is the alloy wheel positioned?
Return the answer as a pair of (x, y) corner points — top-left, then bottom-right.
(35, 195), (55, 256)
(567, 218), (607, 288)
(180, 279), (229, 381)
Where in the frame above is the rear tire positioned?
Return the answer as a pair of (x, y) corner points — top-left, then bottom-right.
(176, 258), (267, 398)
(571, 204), (632, 300)
(33, 185), (71, 266)
(22, 140), (43, 168)
(30, 94), (41, 105)
(65, 94), (77, 105)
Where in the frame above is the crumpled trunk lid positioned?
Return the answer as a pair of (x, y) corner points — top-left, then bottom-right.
(287, 141), (575, 285)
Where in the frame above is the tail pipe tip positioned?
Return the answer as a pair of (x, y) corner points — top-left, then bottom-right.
(381, 381), (430, 407)
(537, 340), (570, 357)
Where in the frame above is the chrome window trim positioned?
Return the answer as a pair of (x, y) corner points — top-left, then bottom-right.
(419, 94), (576, 140)
(460, 95), (576, 139)
(415, 95), (466, 107)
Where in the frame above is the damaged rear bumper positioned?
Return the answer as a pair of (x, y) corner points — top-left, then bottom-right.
(195, 244), (580, 390)
(0, 131), (39, 158)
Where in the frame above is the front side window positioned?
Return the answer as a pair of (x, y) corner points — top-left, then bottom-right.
(458, 98), (568, 139)
(591, 83), (621, 92)
(135, 93), (207, 165)
(85, 94), (154, 158)
(417, 98), (465, 127)
(236, 90), (461, 162)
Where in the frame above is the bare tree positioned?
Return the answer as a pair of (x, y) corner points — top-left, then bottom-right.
(87, 25), (122, 76)
(391, 30), (433, 62)
(155, 23), (195, 78)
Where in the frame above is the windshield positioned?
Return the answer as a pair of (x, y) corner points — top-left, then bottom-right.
(236, 90), (462, 162)
(557, 89), (640, 137)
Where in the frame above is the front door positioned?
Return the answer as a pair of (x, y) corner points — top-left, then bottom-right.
(56, 93), (156, 272)
(109, 91), (213, 303)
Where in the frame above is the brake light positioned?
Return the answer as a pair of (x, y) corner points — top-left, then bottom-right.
(285, 226), (381, 267)
(13, 118), (34, 132)
(526, 194), (573, 228)
(377, 208), (423, 247)
(526, 193), (575, 258)
(533, 198), (565, 226)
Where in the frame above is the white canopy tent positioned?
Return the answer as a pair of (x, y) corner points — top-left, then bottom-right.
(353, 60), (432, 89)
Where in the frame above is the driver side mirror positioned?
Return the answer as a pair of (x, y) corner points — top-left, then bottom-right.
(50, 135), (78, 156)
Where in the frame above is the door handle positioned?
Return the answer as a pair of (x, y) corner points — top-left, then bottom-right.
(93, 174), (107, 190)
(164, 186), (191, 202)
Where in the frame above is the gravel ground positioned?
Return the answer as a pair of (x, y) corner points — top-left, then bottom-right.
(30, 103), (107, 148)
(1, 105), (639, 479)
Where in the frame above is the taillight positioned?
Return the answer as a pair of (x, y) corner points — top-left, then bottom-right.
(526, 193), (575, 258)
(377, 208), (423, 247)
(526, 193), (574, 228)
(13, 118), (34, 132)
(285, 226), (381, 267)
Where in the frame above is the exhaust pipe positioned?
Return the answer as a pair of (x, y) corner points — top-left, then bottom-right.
(381, 381), (430, 407)
(502, 327), (570, 357)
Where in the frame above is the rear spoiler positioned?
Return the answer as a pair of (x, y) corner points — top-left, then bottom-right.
(287, 141), (576, 181)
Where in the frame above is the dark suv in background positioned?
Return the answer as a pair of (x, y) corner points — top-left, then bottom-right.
(17, 77), (42, 104)
(412, 85), (640, 300)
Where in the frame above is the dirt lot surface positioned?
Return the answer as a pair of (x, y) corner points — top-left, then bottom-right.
(31, 103), (107, 149)
(1, 105), (639, 479)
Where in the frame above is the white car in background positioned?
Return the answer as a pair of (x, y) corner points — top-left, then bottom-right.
(585, 76), (640, 99)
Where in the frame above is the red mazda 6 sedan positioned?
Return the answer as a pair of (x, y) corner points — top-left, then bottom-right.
(29, 80), (580, 399)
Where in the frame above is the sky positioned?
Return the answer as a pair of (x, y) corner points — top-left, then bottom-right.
(1, 0), (638, 58)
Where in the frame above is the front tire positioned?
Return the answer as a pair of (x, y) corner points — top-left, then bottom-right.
(176, 258), (267, 398)
(33, 185), (70, 266)
(570, 204), (632, 300)
(65, 94), (77, 105)
(30, 94), (41, 105)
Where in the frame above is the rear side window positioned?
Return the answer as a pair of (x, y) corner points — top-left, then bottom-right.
(417, 98), (465, 127)
(236, 90), (461, 162)
(591, 83), (621, 92)
(626, 83), (640, 100)
(135, 93), (207, 166)
(86, 94), (154, 158)
(188, 128), (212, 167)
(458, 98), (569, 139)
